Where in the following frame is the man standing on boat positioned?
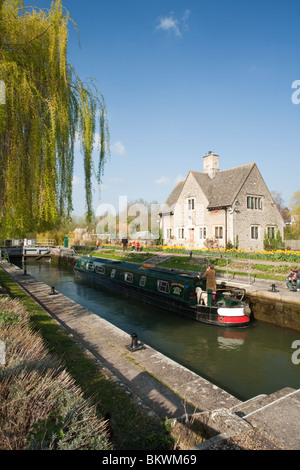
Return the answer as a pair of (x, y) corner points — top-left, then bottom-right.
(198, 264), (216, 292)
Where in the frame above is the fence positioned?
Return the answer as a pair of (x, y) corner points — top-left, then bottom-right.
(35, 239), (56, 246)
(285, 240), (300, 251)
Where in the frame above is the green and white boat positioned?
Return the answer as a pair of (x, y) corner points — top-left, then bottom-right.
(74, 256), (252, 327)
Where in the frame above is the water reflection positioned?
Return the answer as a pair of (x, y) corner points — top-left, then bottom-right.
(24, 261), (300, 401)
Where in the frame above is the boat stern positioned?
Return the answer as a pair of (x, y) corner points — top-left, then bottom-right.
(216, 305), (251, 327)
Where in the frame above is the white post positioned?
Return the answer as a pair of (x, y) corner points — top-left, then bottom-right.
(0, 340), (5, 366)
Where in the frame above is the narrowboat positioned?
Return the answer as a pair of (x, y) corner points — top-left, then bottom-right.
(74, 256), (252, 327)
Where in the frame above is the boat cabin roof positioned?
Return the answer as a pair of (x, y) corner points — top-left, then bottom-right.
(79, 256), (197, 284)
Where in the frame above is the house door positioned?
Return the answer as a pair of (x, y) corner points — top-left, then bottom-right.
(189, 228), (194, 245)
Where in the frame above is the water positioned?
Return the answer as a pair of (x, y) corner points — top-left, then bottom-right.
(25, 261), (300, 401)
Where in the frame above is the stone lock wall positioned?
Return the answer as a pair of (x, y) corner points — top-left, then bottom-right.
(249, 293), (300, 331)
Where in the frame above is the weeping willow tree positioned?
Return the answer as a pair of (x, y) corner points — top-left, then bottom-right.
(0, 0), (109, 237)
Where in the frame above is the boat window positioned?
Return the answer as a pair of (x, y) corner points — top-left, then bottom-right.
(111, 269), (116, 278)
(86, 262), (95, 271)
(124, 272), (133, 283)
(95, 265), (105, 275)
(157, 280), (170, 293)
(139, 275), (147, 287)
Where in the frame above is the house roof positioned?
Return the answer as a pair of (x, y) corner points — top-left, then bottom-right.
(161, 163), (256, 212)
(161, 180), (186, 212)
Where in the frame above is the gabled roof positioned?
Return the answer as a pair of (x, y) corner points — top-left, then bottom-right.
(160, 180), (185, 213)
(161, 163), (256, 211)
(192, 163), (255, 209)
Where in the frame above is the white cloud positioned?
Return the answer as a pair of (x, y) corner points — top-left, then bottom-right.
(111, 141), (126, 156)
(156, 14), (180, 36)
(156, 10), (191, 37)
(154, 176), (170, 185)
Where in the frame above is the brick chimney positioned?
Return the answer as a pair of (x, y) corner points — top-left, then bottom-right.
(203, 151), (219, 178)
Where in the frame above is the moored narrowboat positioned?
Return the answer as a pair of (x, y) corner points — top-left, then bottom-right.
(74, 256), (252, 327)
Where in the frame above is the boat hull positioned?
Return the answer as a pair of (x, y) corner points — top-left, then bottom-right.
(74, 264), (251, 328)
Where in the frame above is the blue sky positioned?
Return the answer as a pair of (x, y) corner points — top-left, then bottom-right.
(34, 0), (300, 216)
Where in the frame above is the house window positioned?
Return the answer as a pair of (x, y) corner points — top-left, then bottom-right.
(178, 228), (184, 239)
(157, 280), (170, 293)
(139, 275), (147, 287)
(124, 272), (133, 283)
(267, 227), (275, 239)
(247, 196), (262, 210)
(215, 226), (223, 239)
(166, 228), (172, 239)
(187, 198), (195, 210)
(199, 227), (207, 239)
(251, 226), (259, 239)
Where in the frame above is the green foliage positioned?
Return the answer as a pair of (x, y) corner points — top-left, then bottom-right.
(0, 0), (109, 237)
(288, 191), (300, 238)
(28, 390), (110, 450)
(0, 308), (22, 326)
(252, 264), (274, 272)
(264, 230), (284, 251)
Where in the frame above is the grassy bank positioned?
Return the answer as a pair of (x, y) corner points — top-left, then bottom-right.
(0, 268), (176, 450)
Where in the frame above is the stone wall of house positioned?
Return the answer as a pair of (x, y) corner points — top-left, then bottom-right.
(165, 173), (228, 247)
(233, 165), (284, 250)
(171, 173), (208, 246)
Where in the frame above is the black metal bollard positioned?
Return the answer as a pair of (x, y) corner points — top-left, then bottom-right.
(50, 286), (57, 295)
(130, 333), (138, 349)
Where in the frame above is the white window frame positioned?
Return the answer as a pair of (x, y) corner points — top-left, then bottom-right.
(247, 196), (262, 210)
(95, 265), (105, 275)
(199, 226), (207, 239)
(215, 226), (223, 239)
(187, 198), (195, 211)
(86, 262), (95, 271)
(178, 228), (184, 239)
(157, 280), (170, 293)
(139, 275), (147, 287)
(251, 226), (259, 239)
(124, 272), (133, 283)
(267, 227), (275, 239)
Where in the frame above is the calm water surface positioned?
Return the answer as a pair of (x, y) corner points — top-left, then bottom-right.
(25, 261), (300, 401)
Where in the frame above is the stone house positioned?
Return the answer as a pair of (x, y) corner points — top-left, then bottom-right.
(159, 152), (284, 250)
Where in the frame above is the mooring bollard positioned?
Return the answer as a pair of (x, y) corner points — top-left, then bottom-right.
(49, 286), (57, 295)
(126, 333), (145, 352)
(130, 333), (138, 349)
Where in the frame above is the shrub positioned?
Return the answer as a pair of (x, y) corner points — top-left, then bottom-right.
(0, 297), (111, 450)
